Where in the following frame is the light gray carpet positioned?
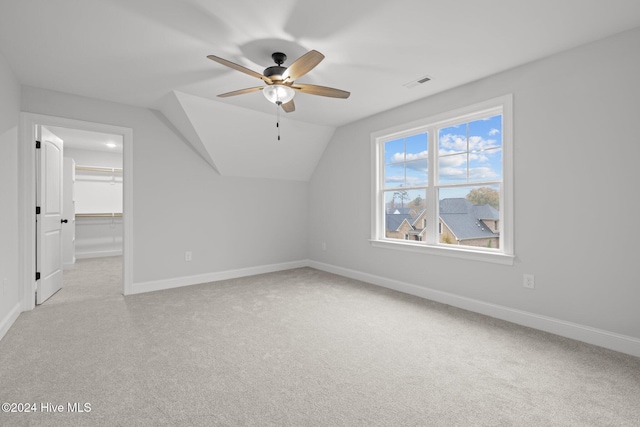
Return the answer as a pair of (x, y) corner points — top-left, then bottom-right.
(1, 258), (639, 426)
(43, 256), (124, 306)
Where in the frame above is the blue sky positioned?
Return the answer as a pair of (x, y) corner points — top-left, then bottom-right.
(385, 115), (502, 190)
(438, 115), (502, 184)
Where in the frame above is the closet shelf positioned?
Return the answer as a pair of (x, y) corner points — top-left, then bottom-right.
(75, 165), (122, 173)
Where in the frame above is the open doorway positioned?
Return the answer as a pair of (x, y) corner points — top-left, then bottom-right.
(19, 113), (133, 311)
(43, 126), (124, 305)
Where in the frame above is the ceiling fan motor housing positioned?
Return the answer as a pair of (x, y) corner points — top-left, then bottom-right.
(264, 52), (288, 80)
(264, 65), (287, 80)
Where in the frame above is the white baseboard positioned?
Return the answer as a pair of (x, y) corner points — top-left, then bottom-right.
(0, 302), (21, 342)
(75, 250), (122, 259)
(4, 257), (638, 357)
(129, 260), (309, 296)
(308, 260), (640, 358)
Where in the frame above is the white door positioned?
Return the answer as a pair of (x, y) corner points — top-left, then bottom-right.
(62, 157), (76, 269)
(36, 126), (64, 304)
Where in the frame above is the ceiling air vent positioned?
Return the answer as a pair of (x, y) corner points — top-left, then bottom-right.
(403, 74), (432, 89)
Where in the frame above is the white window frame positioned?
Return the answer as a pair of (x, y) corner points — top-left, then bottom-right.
(370, 95), (514, 265)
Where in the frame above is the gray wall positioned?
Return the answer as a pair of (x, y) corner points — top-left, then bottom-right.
(21, 87), (309, 285)
(0, 50), (21, 337)
(3, 27), (640, 351)
(308, 27), (640, 340)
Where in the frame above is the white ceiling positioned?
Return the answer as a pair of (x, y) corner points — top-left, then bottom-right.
(2, 1), (640, 179)
(47, 126), (123, 153)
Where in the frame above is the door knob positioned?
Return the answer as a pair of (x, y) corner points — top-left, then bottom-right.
(61, 219), (68, 223)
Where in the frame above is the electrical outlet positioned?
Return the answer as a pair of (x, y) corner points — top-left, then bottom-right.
(523, 274), (535, 289)
(3, 278), (7, 295)
(184, 251), (192, 262)
(321, 242), (326, 251)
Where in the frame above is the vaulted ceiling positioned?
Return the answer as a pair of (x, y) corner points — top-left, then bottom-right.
(2, 0), (640, 179)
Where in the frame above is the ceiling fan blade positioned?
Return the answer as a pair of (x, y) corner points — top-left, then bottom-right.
(217, 87), (263, 98)
(282, 50), (325, 82)
(281, 99), (295, 113)
(207, 54), (272, 84)
(291, 83), (350, 99)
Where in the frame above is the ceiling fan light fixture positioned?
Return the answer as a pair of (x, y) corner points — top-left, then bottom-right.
(208, 50), (349, 112)
(263, 84), (295, 105)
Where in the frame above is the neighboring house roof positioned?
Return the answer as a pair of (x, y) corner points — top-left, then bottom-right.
(388, 207), (416, 215)
(439, 198), (499, 240)
(411, 210), (427, 225)
(385, 213), (413, 231)
(386, 199), (498, 241)
(472, 204), (499, 221)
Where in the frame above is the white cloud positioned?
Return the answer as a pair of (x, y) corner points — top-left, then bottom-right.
(469, 152), (488, 163)
(469, 135), (498, 151)
(438, 166), (499, 181)
(439, 155), (466, 167)
(405, 176), (427, 186)
(438, 167), (466, 179)
(385, 175), (404, 184)
(388, 136), (501, 184)
(468, 167), (499, 180)
(390, 150), (428, 163)
(385, 174), (427, 187)
(390, 152), (404, 162)
(439, 133), (467, 152)
(406, 151), (428, 161)
(439, 133), (499, 153)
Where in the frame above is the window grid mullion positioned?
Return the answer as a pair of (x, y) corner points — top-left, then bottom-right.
(426, 128), (437, 245)
(466, 122), (470, 183)
(403, 137), (407, 187)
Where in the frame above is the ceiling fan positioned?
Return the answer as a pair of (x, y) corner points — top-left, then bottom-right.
(207, 50), (350, 113)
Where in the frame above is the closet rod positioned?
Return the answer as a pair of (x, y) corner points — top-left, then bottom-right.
(75, 165), (123, 173)
(75, 213), (123, 218)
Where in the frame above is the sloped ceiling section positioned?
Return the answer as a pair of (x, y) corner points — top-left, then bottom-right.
(160, 91), (220, 172)
(161, 91), (335, 181)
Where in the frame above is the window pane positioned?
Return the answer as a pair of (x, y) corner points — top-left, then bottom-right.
(385, 139), (405, 164)
(405, 133), (428, 160)
(468, 115), (502, 151)
(439, 153), (467, 183)
(438, 114), (503, 184)
(384, 133), (428, 188)
(438, 185), (500, 249)
(405, 159), (428, 186)
(469, 147), (502, 181)
(384, 163), (405, 188)
(439, 124), (466, 155)
(384, 189), (427, 241)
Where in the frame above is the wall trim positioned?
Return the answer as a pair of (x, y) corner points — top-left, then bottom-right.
(308, 260), (640, 358)
(129, 260), (309, 295)
(0, 303), (21, 342)
(75, 250), (123, 260)
(18, 113), (134, 310)
(6, 249), (638, 358)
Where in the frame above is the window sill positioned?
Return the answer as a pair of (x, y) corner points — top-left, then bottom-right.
(369, 239), (515, 266)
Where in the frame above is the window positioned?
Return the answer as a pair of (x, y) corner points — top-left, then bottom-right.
(371, 95), (513, 265)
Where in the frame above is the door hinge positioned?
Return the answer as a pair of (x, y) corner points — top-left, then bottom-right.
(36, 140), (41, 149)
(36, 206), (41, 215)
(36, 272), (41, 281)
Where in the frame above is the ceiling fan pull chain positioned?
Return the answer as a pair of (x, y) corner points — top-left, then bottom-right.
(276, 101), (281, 141)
